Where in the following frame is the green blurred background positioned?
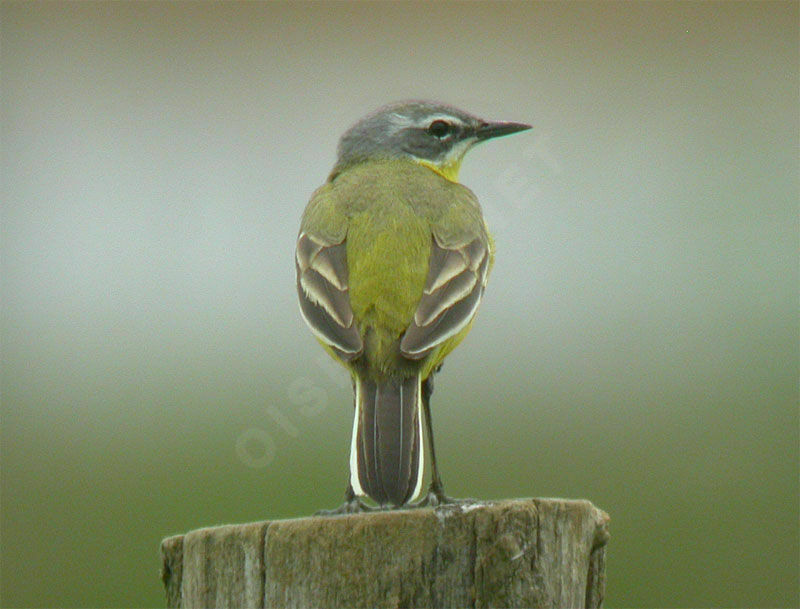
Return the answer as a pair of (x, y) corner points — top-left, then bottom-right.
(2, 2), (797, 607)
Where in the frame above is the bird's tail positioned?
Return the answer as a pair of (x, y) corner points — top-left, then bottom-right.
(349, 373), (424, 506)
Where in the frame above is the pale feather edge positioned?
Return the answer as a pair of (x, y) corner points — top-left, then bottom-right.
(349, 377), (365, 496)
(409, 374), (425, 502)
(295, 284), (360, 356)
(402, 288), (484, 358)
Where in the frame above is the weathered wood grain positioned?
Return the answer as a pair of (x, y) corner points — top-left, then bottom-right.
(161, 498), (609, 609)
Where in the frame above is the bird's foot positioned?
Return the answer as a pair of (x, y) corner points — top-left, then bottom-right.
(410, 483), (478, 509)
(315, 497), (376, 516)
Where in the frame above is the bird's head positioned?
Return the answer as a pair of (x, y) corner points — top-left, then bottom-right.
(332, 101), (531, 182)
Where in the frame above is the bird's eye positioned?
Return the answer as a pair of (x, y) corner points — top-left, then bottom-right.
(427, 120), (452, 138)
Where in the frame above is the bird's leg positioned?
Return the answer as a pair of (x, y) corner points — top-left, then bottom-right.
(315, 484), (376, 516)
(421, 373), (450, 505)
(411, 366), (475, 508)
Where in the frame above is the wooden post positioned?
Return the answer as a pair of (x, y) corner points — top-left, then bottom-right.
(160, 498), (609, 609)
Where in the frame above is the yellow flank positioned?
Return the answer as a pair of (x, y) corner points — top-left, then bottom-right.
(419, 318), (477, 379)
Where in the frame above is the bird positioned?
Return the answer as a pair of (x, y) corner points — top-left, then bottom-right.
(295, 101), (531, 509)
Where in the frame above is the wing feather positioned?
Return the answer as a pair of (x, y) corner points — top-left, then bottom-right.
(400, 236), (490, 360)
(295, 232), (363, 360)
(425, 247), (467, 293)
(414, 269), (477, 327)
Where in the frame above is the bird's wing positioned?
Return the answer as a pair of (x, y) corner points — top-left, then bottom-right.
(400, 234), (490, 360)
(295, 231), (363, 360)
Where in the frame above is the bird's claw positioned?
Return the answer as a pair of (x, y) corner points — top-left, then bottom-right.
(410, 484), (476, 509)
(315, 497), (376, 516)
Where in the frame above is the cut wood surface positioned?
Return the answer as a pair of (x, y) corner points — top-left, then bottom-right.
(160, 497), (609, 609)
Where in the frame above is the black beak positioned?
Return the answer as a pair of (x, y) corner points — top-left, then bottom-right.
(475, 120), (532, 141)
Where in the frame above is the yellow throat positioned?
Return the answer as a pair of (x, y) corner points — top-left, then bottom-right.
(413, 138), (476, 183)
